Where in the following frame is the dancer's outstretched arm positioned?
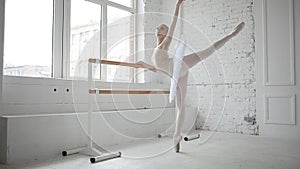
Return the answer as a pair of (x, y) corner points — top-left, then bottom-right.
(136, 61), (157, 72)
(161, 0), (184, 49)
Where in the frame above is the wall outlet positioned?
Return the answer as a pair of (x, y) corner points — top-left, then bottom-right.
(244, 115), (255, 123)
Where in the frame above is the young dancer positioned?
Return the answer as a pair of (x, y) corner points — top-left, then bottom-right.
(137, 0), (245, 152)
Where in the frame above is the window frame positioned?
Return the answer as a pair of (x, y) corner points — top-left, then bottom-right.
(3, 0), (55, 78)
(64, 0), (138, 82)
(3, 0), (141, 83)
(53, 0), (68, 78)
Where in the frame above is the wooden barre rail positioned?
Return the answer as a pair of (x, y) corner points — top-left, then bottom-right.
(88, 59), (171, 77)
(88, 59), (171, 95)
(88, 59), (143, 68)
(89, 89), (170, 94)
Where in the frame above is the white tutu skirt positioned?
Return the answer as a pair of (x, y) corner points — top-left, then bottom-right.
(169, 41), (187, 103)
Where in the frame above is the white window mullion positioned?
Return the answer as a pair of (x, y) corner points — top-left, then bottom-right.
(52, 0), (64, 78)
(134, 0), (143, 83)
(63, 0), (71, 78)
(84, 0), (138, 82)
(101, 4), (108, 81)
(86, 0), (135, 13)
(106, 1), (135, 13)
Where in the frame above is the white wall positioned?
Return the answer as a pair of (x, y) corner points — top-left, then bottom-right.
(1, 76), (174, 115)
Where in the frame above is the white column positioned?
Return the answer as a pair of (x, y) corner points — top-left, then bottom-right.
(0, 0), (5, 110)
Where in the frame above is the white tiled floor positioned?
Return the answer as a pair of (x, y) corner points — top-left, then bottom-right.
(1, 131), (300, 169)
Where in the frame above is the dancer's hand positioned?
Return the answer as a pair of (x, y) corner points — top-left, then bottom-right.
(148, 66), (157, 72)
(136, 61), (157, 72)
(177, 0), (184, 6)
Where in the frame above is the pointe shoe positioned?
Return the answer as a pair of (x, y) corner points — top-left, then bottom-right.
(231, 21), (245, 37)
(174, 136), (182, 153)
(175, 142), (180, 153)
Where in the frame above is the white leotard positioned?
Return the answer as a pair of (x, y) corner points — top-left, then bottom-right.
(152, 47), (172, 75)
(152, 41), (188, 103)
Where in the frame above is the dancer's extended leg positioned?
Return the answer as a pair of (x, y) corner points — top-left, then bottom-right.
(183, 22), (245, 68)
(174, 73), (188, 152)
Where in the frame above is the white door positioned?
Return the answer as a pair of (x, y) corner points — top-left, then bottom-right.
(255, 0), (300, 140)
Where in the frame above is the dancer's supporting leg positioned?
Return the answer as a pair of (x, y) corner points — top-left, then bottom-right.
(183, 22), (245, 68)
(172, 22), (245, 152)
(174, 72), (188, 152)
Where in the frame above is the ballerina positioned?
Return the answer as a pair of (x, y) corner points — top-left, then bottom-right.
(137, 0), (245, 152)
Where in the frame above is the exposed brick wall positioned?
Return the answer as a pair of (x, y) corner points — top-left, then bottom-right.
(144, 0), (257, 135)
(182, 0), (256, 134)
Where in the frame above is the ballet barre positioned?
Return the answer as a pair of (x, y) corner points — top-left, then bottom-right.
(89, 89), (170, 95)
(157, 133), (201, 141)
(89, 59), (170, 95)
(88, 59), (143, 68)
(62, 58), (171, 163)
(157, 132), (173, 138)
(184, 133), (201, 141)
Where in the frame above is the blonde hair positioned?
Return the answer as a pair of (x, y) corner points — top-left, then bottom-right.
(158, 23), (169, 32)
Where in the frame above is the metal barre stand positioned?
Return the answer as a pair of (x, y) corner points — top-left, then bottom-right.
(62, 59), (170, 163)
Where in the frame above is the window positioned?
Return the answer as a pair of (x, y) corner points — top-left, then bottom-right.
(69, 0), (136, 82)
(106, 6), (135, 82)
(3, 0), (138, 82)
(70, 0), (101, 79)
(109, 0), (133, 8)
(4, 0), (53, 78)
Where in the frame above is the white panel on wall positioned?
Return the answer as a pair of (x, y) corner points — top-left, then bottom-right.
(264, 95), (296, 125)
(263, 0), (295, 86)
